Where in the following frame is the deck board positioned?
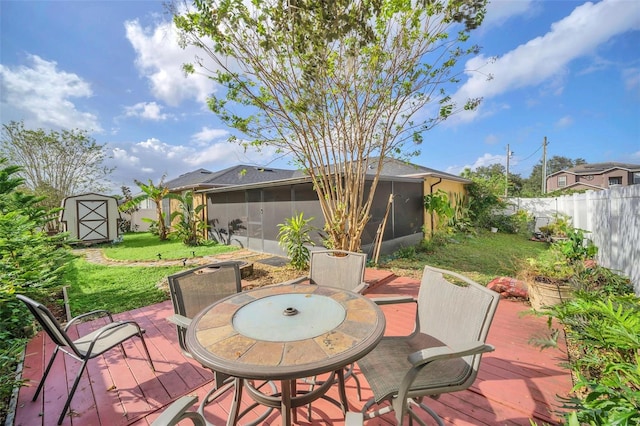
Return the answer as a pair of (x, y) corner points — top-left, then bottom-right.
(12, 269), (573, 425)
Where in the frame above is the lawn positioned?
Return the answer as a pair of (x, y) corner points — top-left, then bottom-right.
(381, 231), (549, 284)
(64, 231), (548, 316)
(64, 257), (184, 316)
(101, 232), (239, 261)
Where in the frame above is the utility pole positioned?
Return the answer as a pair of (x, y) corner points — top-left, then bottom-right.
(541, 136), (548, 193)
(505, 144), (512, 197)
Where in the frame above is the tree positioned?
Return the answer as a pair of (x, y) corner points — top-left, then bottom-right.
(0, 121), (113, 222)
(459, 167), (505, 229)
(173, 0), (488, 251)
(522, 156), (587, 196)
(120, 177), (173, 240)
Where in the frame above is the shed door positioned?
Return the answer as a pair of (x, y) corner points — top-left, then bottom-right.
(77, 200), (109, 242)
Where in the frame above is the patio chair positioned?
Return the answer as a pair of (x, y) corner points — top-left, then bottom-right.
(287, 250), (368, 419)
(151, 395), (205, 426)
(16, 294), (155, 425)
(167, 261), (275, 421)
(354, 265), (500, 425)
(287, 249), (368, 293)
(167, 262), (242, 390)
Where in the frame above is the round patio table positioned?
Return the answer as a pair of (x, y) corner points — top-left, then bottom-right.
(186, 283), (385, 426)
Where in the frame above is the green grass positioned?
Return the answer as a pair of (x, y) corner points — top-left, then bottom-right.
(64, 257), (185, 315)
(382, 231), (549, 284)
(101, 232), (239, 261)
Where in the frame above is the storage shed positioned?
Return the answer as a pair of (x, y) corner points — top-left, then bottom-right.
(59, 193), (121, 244)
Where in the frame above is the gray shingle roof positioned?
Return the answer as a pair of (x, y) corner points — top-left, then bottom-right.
(367, 157), (470, 183)
(165, 165), (305, 190)
(164, 168), (216, 190)
(567, 162), (640, 174)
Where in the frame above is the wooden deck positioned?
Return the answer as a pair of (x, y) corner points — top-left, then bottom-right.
(13, 269), (573, 425)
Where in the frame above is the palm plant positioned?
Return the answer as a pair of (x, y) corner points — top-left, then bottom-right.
(170, 190), (207, 246)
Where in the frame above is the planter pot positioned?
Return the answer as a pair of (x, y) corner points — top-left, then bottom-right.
(527, 280), (574, 310)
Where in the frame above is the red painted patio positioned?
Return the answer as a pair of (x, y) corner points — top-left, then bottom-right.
(13, 269), (573, 425)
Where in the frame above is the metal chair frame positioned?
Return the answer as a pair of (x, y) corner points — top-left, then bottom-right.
(355, 265), (500, 425)
(17, 294), (155, 425)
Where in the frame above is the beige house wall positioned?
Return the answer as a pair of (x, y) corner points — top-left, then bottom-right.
(422, 177), (467, 238)
(547, 169), (638, 192)
(168, 191), (208, 240)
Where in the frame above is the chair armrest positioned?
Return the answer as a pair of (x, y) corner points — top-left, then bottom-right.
(408, 341), (495, 367)
(278, 276), (308, 286)
(370, 296), (415, 305)
(167, 314), (192, 329)
(83, 320), (145, 357)
(345, 411), (364, 426)
(151, 395), (202, 426)
(65, 309), (113, 330)
(353, 282), (369, 294)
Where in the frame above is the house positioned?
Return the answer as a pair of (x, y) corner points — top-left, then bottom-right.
(200, 158), (470, 257)
(127, 158), (470, 257)
(546, 162), (640, 192)
(128, 165), (304, 232)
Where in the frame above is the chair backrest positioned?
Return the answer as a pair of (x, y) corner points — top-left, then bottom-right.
(168, 262), (242, 352)
(17, 294), (77, 352)
(417, 265), (499, 368)
(308, 250), (367, 291)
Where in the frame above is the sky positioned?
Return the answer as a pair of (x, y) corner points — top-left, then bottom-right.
(1, 0), (639, 194)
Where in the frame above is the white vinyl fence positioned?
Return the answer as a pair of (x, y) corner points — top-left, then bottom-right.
(507, 185), (640, 295)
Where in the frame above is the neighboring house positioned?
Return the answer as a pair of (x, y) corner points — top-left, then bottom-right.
(546, 162), (640, 192)
(60, 193), (121, 244)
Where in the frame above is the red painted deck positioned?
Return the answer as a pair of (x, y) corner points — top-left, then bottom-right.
(13, 270), (573, 425)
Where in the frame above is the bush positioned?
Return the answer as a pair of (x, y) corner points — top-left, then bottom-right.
(527, 224), (638, 424)
(277, 213), (316, 270)
(0, 159), (74, 424)
(548, 292), (640, 424)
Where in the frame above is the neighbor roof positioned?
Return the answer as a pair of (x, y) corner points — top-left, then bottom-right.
(548, 162), (640, 177)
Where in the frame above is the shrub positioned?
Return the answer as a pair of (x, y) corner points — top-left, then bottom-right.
(277, 213), (316, 270)
(0, 158), (74, 424)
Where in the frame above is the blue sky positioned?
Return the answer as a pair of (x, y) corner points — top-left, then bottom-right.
(1, 0), (639, 193)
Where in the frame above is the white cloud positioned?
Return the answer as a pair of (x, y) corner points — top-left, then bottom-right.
(124, 102), (171, 121)
(622, 67), (640, 91)
(555, 115), (574, 128)
(0, 54), (101, 131)
(485, 134), (499, 145)
(452, 0), (640, 122)
(192, 126), (230, 146)
(125, 19), (217, 106)
(105, 136), (283, 191)
(446, 152), (506, 175)
(483, 0), (536, 28)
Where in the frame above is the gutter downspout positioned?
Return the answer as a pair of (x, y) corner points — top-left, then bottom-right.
(429, 178), (443, 238)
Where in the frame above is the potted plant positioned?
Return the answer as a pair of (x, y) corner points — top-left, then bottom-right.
(538, 213), (571, 242)
(520, 226), (598, 310)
